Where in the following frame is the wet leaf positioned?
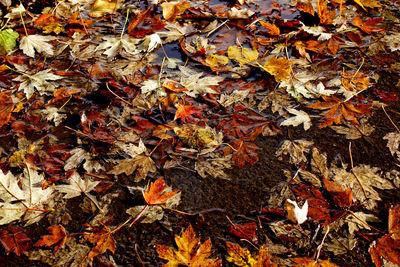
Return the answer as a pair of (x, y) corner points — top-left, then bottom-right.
(276, 139), (313, 165)
(341, 71), (371, 92)
(228, 222), (258, 243)
(226, 242), (276, 267)
(227, 46), (259, 65)
(262, 56), (292, 82)
(84, 224), (116, 258)
(157, 225), (222, 266)
(317, 0), (335, 25)
(0, 226), (31, 256)
(161, 1), (190, 22)
(35, 225), (67, 253)
(34, 14), (64, 34)
(330, 118), (374, 140)
(14, 69), (62, 99)
(143, 177), (180, 205)
(56, 172), (100, 199)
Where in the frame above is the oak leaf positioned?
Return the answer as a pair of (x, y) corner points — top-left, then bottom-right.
(0, 226), (31, 256)
(226, 242), (276, 267)
(35, 225), (67, 253)
(157, 225), (222, 266)
(143, 177), (180, 205)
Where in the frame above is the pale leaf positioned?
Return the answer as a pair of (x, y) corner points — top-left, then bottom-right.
(56, 172), (100, 199)
(276, 139), (313, 165)
(14, 69), (62, 99)
(287, 199), (308, 224)
(280, 108), (312, 130)
(20, 35), (56, 57)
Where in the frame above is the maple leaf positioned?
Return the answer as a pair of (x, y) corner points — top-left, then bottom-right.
(331, 164), (394, 210)
(276, 139), (313, 165)
(64, 147), (105, 173)
(286, 199), (308, 224)
(226, 242), (276, 267)
(109, 140), (156, 182)
(369, 206), (400, 266)
(307, 96), (370, 128)
(34, 14), (64, 34)
(35, 225), (67, 253)
(0, 226), (31, 256)
(56, 172), (100, 199)
(291, 257), (339, 266)
(352, 16), (384, 35)
(84, 224), (116, 258)
(228, 140), (260, 168)
(0, 165), (54, 225)
(341, 71), (371, 92)
(174, 102), (203, 123)
(179, 66), (224, 97)
(19, 35), (56, 57)
(383, 132), (400, 160)
(14, 69), (62, 99)
(157, 225), (222, 266)
(262, 56), (292, 82)
(259, 21), (280, 36)
(280, 108), (312, 130)
(0, 91), (14, 128)
(331, 118), (374, 140)
(143, 177), (180, 205)
(96, 36), (140, 58)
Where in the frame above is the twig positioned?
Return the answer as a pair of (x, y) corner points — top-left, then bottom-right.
(349, 142), (367, 199)
(315, 226), (329, 262)
(106, 82), (132, 106)
(382, 104), (400, 132)
(135, 244), (145, 267)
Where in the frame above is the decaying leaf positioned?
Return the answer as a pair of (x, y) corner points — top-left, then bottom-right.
(0, 226), (31, 256)
(84, 224), (116, 258)
(331, 118), (374, 139)
(157, 225), (222, 266)
(56, 172), (100, 199)
(383, 132), (400, 160)
(276, 139), (313, 165)
(14, 69), (62, 99)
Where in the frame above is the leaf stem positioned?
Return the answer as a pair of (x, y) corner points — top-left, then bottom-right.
(129, 204), (149, 227)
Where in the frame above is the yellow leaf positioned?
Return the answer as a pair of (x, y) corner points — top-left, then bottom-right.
(89, 0), (120, 18)
(226, 242), (276, 267)
(227, 46), (258, 65)
(262, 56), (292, 82)
(157, 225), (221, 266)
(341, 71), (371, 91)
(161, 1), (190, 22)
(206, 54), (230, 67)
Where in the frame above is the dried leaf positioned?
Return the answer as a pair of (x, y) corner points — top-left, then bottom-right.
(280, 108), (312, 130)
(317, 0), (335, 25)
(19, 35), (56, 58)
(84, 224), (116, 258)
(383, 132), (400, 160)
(331, 118), (374, 139)
(0, 226), (31, 256)
(276, 139), (313, 165)
(262, 56), (292, 82)
(56, 172), (100, 199)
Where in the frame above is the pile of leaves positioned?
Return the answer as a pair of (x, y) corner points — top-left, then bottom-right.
(0, 0), (399, 265)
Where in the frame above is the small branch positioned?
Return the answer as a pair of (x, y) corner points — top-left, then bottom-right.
(349, 142), (367, 199)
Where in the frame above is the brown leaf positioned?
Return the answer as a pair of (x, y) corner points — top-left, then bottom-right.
(35, 225), (67, 253)
(143, 177), (180, 205)
(109, 155), (156, 182)
(0, 91), (14, 128)
(228, 222), (258, 243)
(228, 140), (260, 167)
(323, 178), (352, 208)
(226, 242), (276, 267)
(157, 225), (221, 266)
(352, 16), (384, 34)
(127, 7), (166, 38)
(317, 0), (336, 25)
(291, 257), (339, 266)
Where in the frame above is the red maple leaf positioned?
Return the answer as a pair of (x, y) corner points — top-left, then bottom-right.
(174, 103), (203, 123)
(35, 225), (67, 253)
(0, 226), (31, 256)
(225, 140), (260, 167)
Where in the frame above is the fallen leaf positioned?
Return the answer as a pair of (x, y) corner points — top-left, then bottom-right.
(341, 71), (371, 92)
(161, 1), (190, 22)
(19, 35), (56, 58)
(14, 69), (62, 99)
(227, 46), (259, 65)
(84, 224), (116, 258)
(287, 199), (308, 224)
(280, 108), (312, 130)
(259, 21), (280, 36)
(317, 0), (335, 25)
(143, 177), (180, 205)
(228, 140), (260, 168)
(383, 132), (400, 160)
(0, 91), (14, 128)
(0, 29), (18, 55)
(157, 225), (222, 266)
(262, 56), (292, 82)
(226, 242), (276, 267)
(56, 172), (100, 199)
(276, 139), (313, 165)
(34, 14), (64, 34)
(0, 226), (31, 256)
(291, 257), (339, 266)
(35, 225), (67, 253)
(89, 0), (120, 18)
(174, 102), (203, 123)
(228, 222), (258, 243)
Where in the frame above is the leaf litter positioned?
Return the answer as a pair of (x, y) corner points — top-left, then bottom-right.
(0, 0), (399, 266)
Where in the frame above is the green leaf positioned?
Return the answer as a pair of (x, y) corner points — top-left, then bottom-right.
(0, 29), (19, 55)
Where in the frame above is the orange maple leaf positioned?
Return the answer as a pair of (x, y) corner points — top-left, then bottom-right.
(317, 0), (336, 25)
(352, 16), (385, 35)
(296, 0), (315, 15)
(157, 225), (222, 267)
(35, 225), (67, 253)
(262, 56), (292, 82)
(84, 224), (116, 258)
(161, 1), (190, 22)
(226, 242), (276, 267)
(259, 21), (280, 36)
(307, 96), (371, 128)
(143, 177), (180, 205)
(174, 102), (203, 123)
(341, 71), (371, 92)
